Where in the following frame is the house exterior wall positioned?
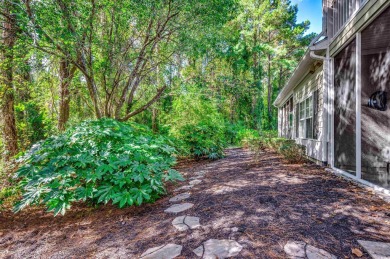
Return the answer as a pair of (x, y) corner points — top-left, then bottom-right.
(294, 65), (324, 162)
(278, 108), (282, 137)
(277, 0), (390, 192)
(278, 64), (325, 162)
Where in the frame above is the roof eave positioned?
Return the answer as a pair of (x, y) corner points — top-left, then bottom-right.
(273, 50), (313, 107)
(274, 36), (329, 107)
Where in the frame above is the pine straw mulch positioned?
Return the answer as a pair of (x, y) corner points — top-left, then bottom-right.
(1, 148), (390, 258)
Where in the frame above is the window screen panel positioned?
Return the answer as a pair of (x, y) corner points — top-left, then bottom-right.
(295, 104), (299, 138)
(313, 90), (319, 140)
(361, 6), (390, 189)
(334, 38), (356, 175)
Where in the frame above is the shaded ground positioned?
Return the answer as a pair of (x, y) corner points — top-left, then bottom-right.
(1, 148), (390, 258)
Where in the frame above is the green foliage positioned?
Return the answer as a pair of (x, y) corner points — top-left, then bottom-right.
(167, 88), (226, 159)
(0, 185), (20, 210)
(278, 140), (306, 164)
(15, 101), (49, 150)
(0, 163), (20, 211)
(251, 132), (306, 164)
(14, 119), (183, 216)
(262, 137), (286, 150)
(236, 128), (260, 148)
(1, 0), (317, 217)
(178, 123), (225, 160)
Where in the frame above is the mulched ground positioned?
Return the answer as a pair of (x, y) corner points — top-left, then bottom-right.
(1, 148), (390, 258)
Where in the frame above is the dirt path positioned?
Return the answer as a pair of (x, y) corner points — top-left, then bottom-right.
(1, 148), (390, 258)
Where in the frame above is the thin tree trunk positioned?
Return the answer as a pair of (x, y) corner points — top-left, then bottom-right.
(152, 47), (160, 133)
(2, 91), (18, 161)
(151, 107), (158, 132)
(58, 58), (75, 131)
(267, 53), (272, 127)
(1, 1), (18, 161)
(252, 27), (261, 129)
(278, 66), (283, 91)
(86, 76), (102, 119)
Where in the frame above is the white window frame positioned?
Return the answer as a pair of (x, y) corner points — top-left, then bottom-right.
(298, 95), (314, 139)
(281, 96), (294, 139)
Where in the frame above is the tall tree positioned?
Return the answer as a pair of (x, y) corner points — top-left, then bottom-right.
(0, 0), (18, 161)
(16, 0), (236, 121)
(58, 58), (76, 131)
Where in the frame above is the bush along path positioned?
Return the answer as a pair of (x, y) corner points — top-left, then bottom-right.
(1, 148), (390, 258)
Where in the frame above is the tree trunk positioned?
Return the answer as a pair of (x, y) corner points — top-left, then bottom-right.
(58, 58), (73, 131)
(86, 76), (102, 119)
(2, 91), (18, 161)
(1, 1), (18, 161)
(267, 53), (272, 128)
(151, 107), (158, 133)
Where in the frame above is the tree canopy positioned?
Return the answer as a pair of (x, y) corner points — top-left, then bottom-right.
(1, 0), (315, 164)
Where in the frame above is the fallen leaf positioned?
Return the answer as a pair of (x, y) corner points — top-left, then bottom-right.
(352, 248), (363, 257)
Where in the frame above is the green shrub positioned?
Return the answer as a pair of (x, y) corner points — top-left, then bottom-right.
(0, 186), (20, 210)
(265, 137), (287, 150)
(259, 130), (278, 141)
(167, 90), (226, 160)
(224, 123), (241, 145)
(278, 140), (306, 164)
(236, 128), (260, 148)
(0, 159), (21, 211)
(251, 130), (307, 164)
(14, 119), (183, 216)
(178, 123), (225, 159)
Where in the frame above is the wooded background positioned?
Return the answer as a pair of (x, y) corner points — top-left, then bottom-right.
(0, 0), (314, 165)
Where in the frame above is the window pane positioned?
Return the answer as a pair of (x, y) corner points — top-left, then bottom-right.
(295, 104), (299, 138)
(299, 120), (304, 138)
(334, 38), (356, 175)
(313, 90), (319, 140)
(361, 7), (390, 189)
(305, 99), (309, 118)
(306, 118), (313, 139)
(308, 97), (313, 117)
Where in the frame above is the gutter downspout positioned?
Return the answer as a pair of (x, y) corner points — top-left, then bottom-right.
(309, 48), (330, 166)
(309, 51), (327, 61)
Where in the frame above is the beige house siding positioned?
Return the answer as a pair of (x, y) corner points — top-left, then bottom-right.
(277, 63), (325, 162)
(293, 64), (324, 162)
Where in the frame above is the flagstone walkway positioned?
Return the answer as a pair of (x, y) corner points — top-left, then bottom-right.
(1, 148), (390, 258)
(137, 148), (390, 258)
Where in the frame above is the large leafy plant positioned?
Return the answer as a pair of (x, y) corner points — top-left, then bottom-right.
(14, 119), (183, 215)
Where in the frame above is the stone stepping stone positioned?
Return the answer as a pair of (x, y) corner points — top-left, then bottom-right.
(358, 240), (390, 259)
(140, 244), (182, 259)
(172, 215), (200, 231)
(283, 241), (306, 258)
(164, 203), (194, 213)
(169, 193), (190, 202)
(174, 185), (193, 191)
(190, 176), (204, 180)
(193, 239), (243, 258)
(306, 245), (337, 259)
(189, 179), (202, 185)
(195, 171), (206, 176)
(284, 241), (336, 259)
